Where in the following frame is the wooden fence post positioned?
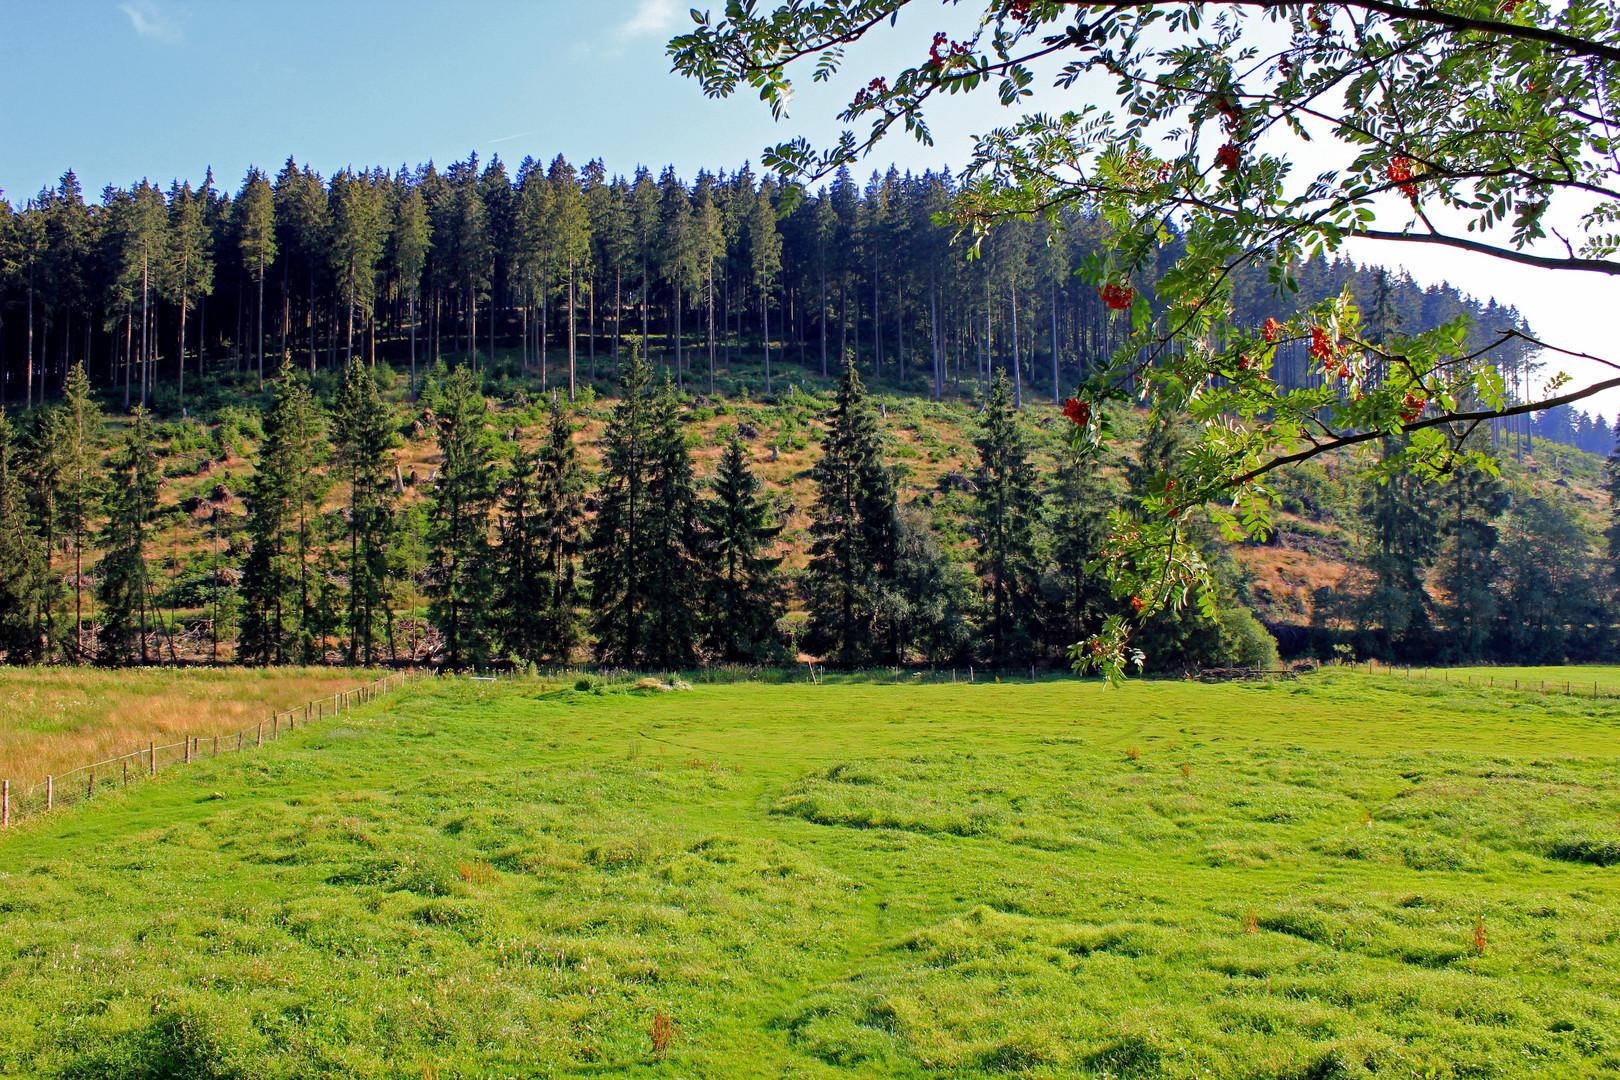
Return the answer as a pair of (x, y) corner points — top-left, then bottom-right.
(213, 735), (218, 757)
(46, 776), (53, 811)
(2, 779), (8, 827)
(272, 714), (278, 738)
(150, 742), (156, 777)
(184, 738), (191, 765)
(123, 760), (128, 787)
(87, 772), (93, 799)
(256, 722), (263, 748)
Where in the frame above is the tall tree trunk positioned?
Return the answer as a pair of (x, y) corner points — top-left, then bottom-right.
(178, 284), (187, 408)
(1051, 282), (1060, 404)
(568, 265), (577, 401)
(257, 256), (266, 389)
(1011, 281), (1021, 409)
(410, 288), (418, 399)
(140, 253), (150, 408)
(345, 265), (356, 366)
(820, 260), (828, 378)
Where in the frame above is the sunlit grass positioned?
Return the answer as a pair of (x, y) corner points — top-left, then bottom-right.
(3, 671), (1620, 1077)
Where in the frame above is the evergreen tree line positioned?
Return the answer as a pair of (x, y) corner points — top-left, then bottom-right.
(1299, 436), (1620, 665)
(0, 351), (1284, 672)
(0, 158), (1536, 417)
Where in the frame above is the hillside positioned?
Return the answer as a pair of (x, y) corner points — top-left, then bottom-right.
(32, 342), (1612, 669)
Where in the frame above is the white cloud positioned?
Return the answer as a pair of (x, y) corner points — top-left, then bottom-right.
(619, 0), (676, 38)
(119, 1), (182, 43)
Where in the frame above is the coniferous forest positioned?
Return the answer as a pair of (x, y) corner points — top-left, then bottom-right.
(0, 155), (1612, 670)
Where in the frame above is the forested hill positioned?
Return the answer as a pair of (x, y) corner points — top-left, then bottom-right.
(0, 157), (1557, 428)
(0, 155), (1611, 675)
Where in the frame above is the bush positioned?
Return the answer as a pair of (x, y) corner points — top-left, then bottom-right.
(1218, 607), (1280, 668)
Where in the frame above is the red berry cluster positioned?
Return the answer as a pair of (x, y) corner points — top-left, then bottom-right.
(1099, 282), (1134, 310)
(1385, 156), (1421, 203)
(1262, 317), (1282, 343)
(851, 77), (890, 109)
(1062, 397), (1091, 426)
(1308, 5), (1333, 33)
(1399, 391), (1427, 422)
(1007, 0), (1036, 23)
(927, 31), (973, 69)
(1310, 326), (1351, 380)
(1215, 142), (1242, 173)
(1130, 596), (1146, 612)
(1213, 95), (1244, 131)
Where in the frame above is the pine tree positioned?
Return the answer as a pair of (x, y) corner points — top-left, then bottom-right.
(425, 366), (496, 668)
(702, 437), (787, 663)
(805, 358), (895, 666)
(96, 410), (160, 665)
(239, 373), (326, 664)
(329, 169), (387, 368)
(235, 167), (278, 388)
(0, 409), (50, 662)
(971, 371), (1042, 666)
(165, 180), (214, 407)
(332, 357), (398, 664)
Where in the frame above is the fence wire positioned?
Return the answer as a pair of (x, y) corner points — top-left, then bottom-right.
(1, 671), (414, 827)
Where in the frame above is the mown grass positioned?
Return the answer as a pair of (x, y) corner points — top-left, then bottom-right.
(0, 666), (385, 790)
(3, 671), (1620, 1078)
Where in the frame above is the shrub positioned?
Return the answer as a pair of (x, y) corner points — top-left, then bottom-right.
(1218, 607), (1280, 668)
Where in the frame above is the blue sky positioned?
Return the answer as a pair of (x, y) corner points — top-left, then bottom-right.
(0, 0), (990, 198)
(3, 0), (1609, 413)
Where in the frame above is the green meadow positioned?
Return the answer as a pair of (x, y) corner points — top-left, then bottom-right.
(3, 672), (1620, 1078)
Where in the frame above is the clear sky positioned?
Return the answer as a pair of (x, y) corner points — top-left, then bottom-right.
(4, 0), (1613, 416)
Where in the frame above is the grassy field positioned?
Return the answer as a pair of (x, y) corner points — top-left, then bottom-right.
(0, 667), (385, 791)
(3, 671), (1620, 1078)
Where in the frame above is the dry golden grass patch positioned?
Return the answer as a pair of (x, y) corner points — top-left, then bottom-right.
(0, 666), (383, 790)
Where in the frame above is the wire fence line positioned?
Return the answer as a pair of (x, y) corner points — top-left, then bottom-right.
(1, 670), (416, 829)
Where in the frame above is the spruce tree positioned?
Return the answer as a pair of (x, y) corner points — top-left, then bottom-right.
(587, 345), (702, 668)
(702, 437), (787, 663)
(0, 410), (50, 662)
(332, 357), (398, 664)
(494, 448), (549, 663)
(239, 372), (326, 664)
(1043, 440), (1115, 655)
(1355, 440), (1440, 653)
(56, 363), (102, 660)
(96, 410), (160, 666)
(1435, 454), (1505, 662)
(971, 372), (1042, 666)
(588, 346), (656, 666)
(425, 366), (496, 668)
(805, 358), (895, 666)
(641, 374), (704, 667)
(533, 395), (586, 661)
